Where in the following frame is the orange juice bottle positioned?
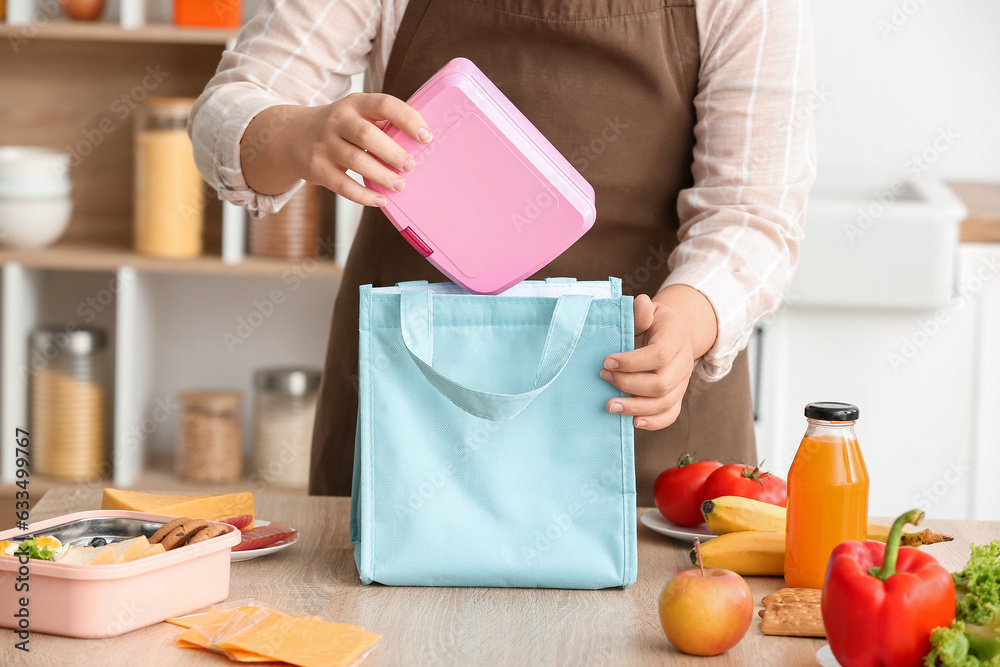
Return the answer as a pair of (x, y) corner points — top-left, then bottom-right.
(784, 402), (869, 589)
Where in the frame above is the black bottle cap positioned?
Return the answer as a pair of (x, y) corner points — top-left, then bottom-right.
(805, 402), (859, 422)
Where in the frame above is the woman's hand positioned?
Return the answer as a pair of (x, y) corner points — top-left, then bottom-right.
(240, 93), (432, 205)
(601, 285), (719, 430)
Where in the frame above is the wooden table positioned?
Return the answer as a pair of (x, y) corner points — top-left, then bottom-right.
(1, 490), (992, 666)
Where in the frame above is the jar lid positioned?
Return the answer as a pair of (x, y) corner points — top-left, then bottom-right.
(805, 402), (859, 422)
(140, 97), (197, 118)
(254, 368), (322, 396)
(31, 325), (106, 355)
(178, 390), (243, 411)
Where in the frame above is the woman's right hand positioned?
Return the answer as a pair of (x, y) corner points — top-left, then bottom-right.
(240, 93), (432, 206)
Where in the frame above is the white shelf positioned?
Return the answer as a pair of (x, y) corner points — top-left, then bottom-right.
(0, 265), (35, 485)
(0, 243), (345, 278)
(0, 21), (239, 45)
(2, 0), (239, 45)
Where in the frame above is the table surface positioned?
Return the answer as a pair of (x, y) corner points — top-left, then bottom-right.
(1, 489), (992, 666)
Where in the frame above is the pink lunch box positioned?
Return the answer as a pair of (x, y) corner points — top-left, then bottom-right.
(365, 57), (597, 295)
(0, 510), (239, 638)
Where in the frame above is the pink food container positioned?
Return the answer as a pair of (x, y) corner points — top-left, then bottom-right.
(365, 57), (597, 295)
(0, 510), (239, 638)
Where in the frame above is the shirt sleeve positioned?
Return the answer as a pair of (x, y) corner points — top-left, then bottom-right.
(188, 0), (385, 217)
(666, 0), (817, 381)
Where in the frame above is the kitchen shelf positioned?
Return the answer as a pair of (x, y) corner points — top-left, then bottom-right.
(0, 21), (239, 45)
(0, 243), (344, 279)
(0, 32), (363, 490)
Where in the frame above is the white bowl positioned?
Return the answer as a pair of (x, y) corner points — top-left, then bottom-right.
(0, 197), (73, 248)
(0, 147), (70, 178)
(0, 173), (72, 200)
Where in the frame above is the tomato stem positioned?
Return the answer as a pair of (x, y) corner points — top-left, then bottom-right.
(693, 537), (706, 577)
(742, 460), (767, 488)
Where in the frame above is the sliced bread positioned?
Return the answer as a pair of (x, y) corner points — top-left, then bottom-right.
(138, 542), (166, 559)
(107, 536), (150, 563)
(58, 545), (116, 566)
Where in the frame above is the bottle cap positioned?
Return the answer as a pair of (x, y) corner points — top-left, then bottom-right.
(805, 402), (859, 422)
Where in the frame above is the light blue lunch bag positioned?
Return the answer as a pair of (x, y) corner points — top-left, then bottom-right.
(350, 277), (637, 589)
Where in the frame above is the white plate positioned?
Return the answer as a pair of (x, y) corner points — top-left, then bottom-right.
(816, 645), (841, 667)
(639, 509), (717, 542)
(230, 520), (300, 562)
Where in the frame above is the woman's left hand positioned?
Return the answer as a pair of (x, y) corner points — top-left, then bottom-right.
(600, 285), (718, 430)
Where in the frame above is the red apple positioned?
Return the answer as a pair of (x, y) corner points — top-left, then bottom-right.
(658, 560), (753, 656)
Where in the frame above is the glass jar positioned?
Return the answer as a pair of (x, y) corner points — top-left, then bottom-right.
(134, 97), (204, 258)
(784, 402), (870, 589)
(29, 326), (108, 481)
(253, 368), (321, 488)
(176, 391), (243, 482)
(249, 184), (323, 260)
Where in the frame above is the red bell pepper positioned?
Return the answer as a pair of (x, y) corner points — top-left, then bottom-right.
(821, 509), (955, 667)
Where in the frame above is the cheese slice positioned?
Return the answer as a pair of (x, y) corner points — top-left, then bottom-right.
(223, 615), (381, 667)
(101, 489), (254, 522)
(169, 607), (377, 667)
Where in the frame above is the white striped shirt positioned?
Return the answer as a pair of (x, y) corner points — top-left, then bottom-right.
(190, 0), (816, 381)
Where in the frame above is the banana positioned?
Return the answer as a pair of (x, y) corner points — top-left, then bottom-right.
(701, 496), (786, 534)
(866, 524), (954, 547)
(701, 496), (955, 547)
(691, 531), (785, 576)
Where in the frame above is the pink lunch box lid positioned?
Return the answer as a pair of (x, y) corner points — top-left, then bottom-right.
(364, 57), (597, 295)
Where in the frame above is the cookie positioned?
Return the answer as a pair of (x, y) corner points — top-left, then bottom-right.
(149, 517), (188, 544)
(186, 524), (227, 545)
(160, 519), (209, 551)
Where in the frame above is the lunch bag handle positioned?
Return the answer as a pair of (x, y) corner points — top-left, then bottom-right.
(400, 290), (593, 421)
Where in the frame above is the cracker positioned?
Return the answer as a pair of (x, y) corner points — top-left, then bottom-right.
(761, 587), (822, 606)
(759, 601), (826, 638)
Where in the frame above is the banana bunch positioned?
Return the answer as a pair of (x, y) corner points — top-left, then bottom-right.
(692, 496), (954, 576)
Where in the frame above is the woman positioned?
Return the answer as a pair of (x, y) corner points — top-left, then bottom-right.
(190, 0), (815, 506)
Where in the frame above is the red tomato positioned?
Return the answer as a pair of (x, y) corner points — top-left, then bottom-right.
(653, 454), (723, 527)
(701, 463), (787, 507)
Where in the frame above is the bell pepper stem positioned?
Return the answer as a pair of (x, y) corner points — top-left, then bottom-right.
(869, 509), (924, 582)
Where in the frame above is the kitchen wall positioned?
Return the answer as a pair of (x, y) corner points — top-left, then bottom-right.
(811, 0), (1000, 183)
(144, 273), (338, 459)
(147, 0), (999, 494)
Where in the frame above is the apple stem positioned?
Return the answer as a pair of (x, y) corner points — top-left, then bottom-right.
(693, 537), (705, 577)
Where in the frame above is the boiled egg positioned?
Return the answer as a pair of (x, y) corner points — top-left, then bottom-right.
(35, 536), (61, 551)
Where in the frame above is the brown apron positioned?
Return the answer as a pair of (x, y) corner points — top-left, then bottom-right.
(309, 0), (756, 506)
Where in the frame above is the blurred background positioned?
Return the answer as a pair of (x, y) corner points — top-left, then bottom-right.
(0, 0), (997, 520)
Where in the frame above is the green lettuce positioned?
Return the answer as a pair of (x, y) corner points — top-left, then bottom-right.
(12, 536), (56, 561)
(955, 542), (1000, 626)
(927, 542), (1000, 666)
